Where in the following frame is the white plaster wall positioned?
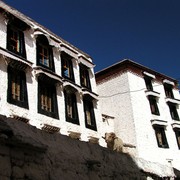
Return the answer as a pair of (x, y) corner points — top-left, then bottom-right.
(0, 16), (101, 143)
(97, 72), (137, 146)
(128, 72), (180, 170)
(97, 70), (180, 169)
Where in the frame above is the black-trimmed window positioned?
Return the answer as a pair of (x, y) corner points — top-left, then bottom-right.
(174, 129), (180, 149)
(64, 90), (79, 124)
(36, 35), (54, 71)
(80, 65), (91, 90)
(7, 66), (28, 109)
(154, 126), (169, 148)
(7, 22), (26, 58)
(144, 76), (153, 91)
(164, 83), (174, 99)
(61, 53), (74, 81)
(83, 98), (97, 131)
(168, 103), (179, 120)
(38, 80), (59, 119)
(148, 96), (160, 115)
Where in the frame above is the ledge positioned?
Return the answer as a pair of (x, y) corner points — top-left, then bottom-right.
(82, 88), (99, 101)
(143, 71), (155, 79)
(171, 121), (180, 129)
(145, 90), (160, 98)
(33, 66), (63, 84)
(165, 97), (180, 105)
(151, 119), (168, 126)
(63, 80), (82, 93)
(0, 47), (33, 70)
(163, 79), (175, 86)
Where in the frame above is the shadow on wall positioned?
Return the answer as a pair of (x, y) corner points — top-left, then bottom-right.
(0, 115), (176, 180)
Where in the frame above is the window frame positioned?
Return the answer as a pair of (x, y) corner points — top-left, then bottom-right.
(64, 90), (79, 125)
(148, 96), (160, 115)
(7, 66), (29, 109)
(80, 65), (91, 90)
(7, 23), (26, 58)
(83, 98), (97, 131)
(38, 79), (59, 119)
(168, 102), (179, 120)
(164, 83), (174, 99)
(144, 76), (153, 91)
(61, 53), (75, 81)
(36, 35), (55, 71)
(154, 125), (169, 148)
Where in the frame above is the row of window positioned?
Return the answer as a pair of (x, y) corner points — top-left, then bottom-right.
(144, 76), (179, 120)
(6, 19), (92, 90)
(154, 125), (180, 150)
(7, 66), (97, 131)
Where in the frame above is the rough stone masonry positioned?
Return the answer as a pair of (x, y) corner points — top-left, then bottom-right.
(0, 115), (175, 180)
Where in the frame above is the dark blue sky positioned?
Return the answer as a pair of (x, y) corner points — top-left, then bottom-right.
(3, 0), (180, 81)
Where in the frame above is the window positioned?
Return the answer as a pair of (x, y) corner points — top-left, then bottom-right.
(83, 98), (97, 130)
(61, 53), (74, 81)
(174, 129), (180, 149)
(80, 65), (91, 90)
(144, 76), (153, 91)
(148, 96), (160, 115)
(36, 35), (54, 71)
(154, 126), (169, 148)
(164, 83), (174, 99)
(7, 66), (28, 108)
(38, 80), (59, 119)
(7, 23), (26, 58)
(168, 103), (179, 120)
(64, 90), (79, 124)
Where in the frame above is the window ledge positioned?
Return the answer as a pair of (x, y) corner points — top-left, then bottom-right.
(63, 80), (82, 93)
(145, 90), (160, 97)
(163, 79), (175, 86)
(171, 121), (180, 129)
(151, 119), (168, 126)
(82, 89), (99, 101)
(34, 66), (63, 84)
(165, 97), (180, 105)
(0, 47), (33, 70)
(143, 71), (155, 79)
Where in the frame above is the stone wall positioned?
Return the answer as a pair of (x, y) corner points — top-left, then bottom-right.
(0, 115), (176, 180)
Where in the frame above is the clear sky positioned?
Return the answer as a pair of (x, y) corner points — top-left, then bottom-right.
(3, 0), (180, 82)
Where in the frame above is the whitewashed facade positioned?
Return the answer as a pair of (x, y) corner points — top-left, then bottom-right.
(96, 59), (180, 173)
(0, 1), (102, 142)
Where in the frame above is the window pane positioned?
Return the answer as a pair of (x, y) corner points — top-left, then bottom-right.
(40, 88), (52, 112)
(149, 96), (159, 115)
(164, 84), (174, 98)
(7, 66), (29, 109)
(64, 91), (79, 124)
(169, 103), (179, 120)
(154, 126), (169, 148)
(83, 98), (97, 130)
(144, 77), (153, 91)
(39, 46), (49, 67)
(80, 66), (91, 90)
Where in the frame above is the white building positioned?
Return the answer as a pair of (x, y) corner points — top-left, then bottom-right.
(96, 59), (180, 172)
(0, 1), (102, 142)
